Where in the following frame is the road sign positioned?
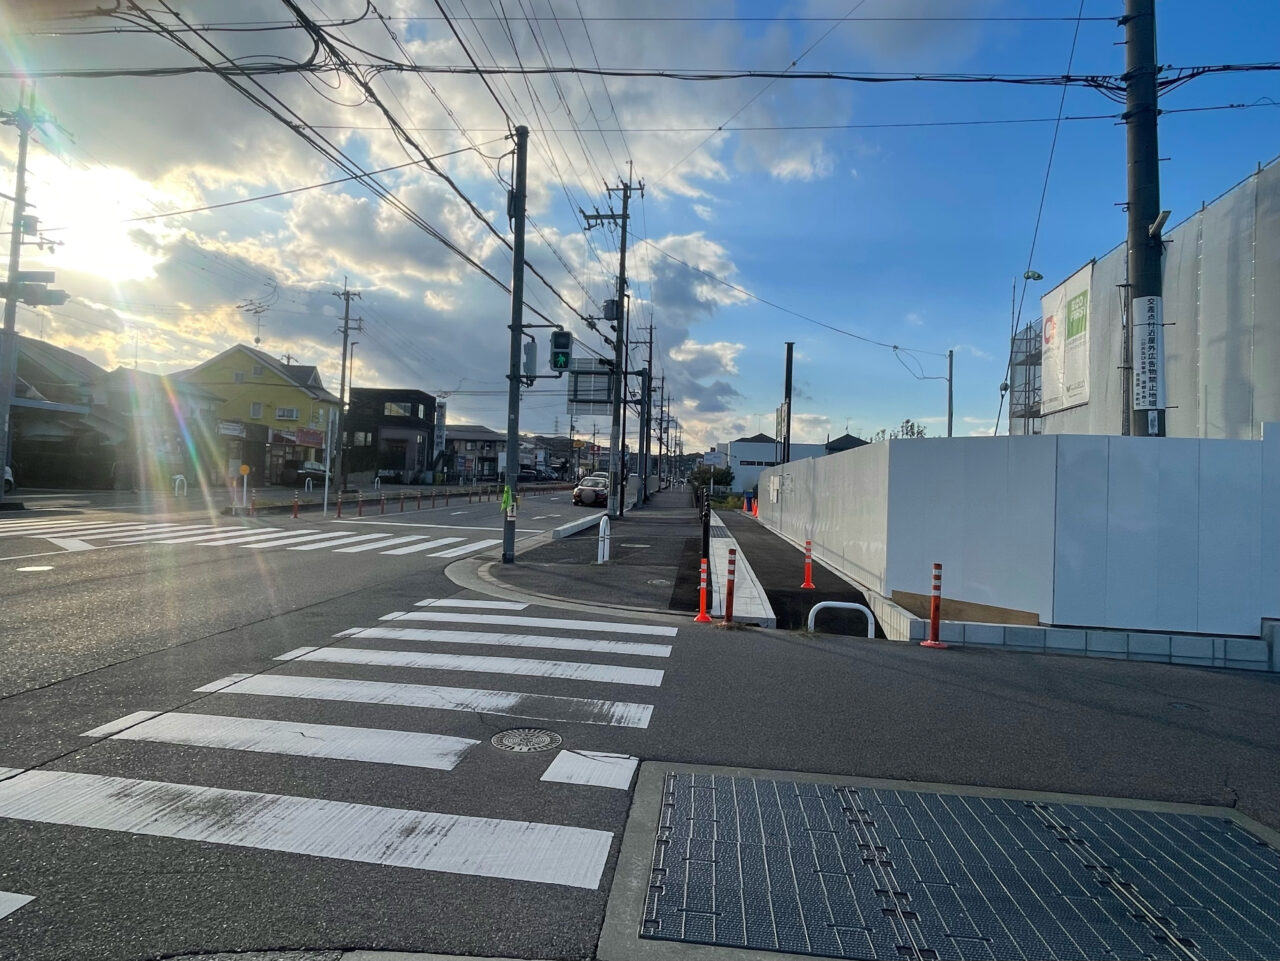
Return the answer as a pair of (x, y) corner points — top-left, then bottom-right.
(240, 464), (251, 476)
(550, 331), (573, 371)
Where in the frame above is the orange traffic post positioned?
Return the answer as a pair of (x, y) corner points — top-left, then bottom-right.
(250, 491), (256, 517)
(416, 491), (422, 510)
(921, 562), (949, 648)
(336, 492), (343, 518)
(291, 493), (299, 519)
(357, 493), (365, 517)
(724, 548), (737, 624)
(801, 539), (815, 589)
(752, 498), (759, 518)
(399, 492), (405, 513)
(694, 558), (712, 622)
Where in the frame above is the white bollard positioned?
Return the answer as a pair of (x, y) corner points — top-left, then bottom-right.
(807, 601), (876, 638)
(172, 474), (187, 497)
(596, 515), (611, 564)
(304, 476), (314, 492)
(373, 476), (382, 490)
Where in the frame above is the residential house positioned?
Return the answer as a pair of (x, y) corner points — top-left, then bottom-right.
(825, 432), (869, 455)
(344, 388), (436, 484)
(8, 335), (112, 488)
(179, 345), (340, 487)
(441, 424), (507, 482)
(89, 368), (224, 490)
(722, 433), (827, 493)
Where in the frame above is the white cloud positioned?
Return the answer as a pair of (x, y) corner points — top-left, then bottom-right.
(692, 204), (714, 222)
(669, 339), (744, 377)
(905, 312), (924, 327)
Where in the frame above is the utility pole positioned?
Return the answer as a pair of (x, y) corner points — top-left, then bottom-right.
(946, 348), (954, 437)
(583, 172), (642, 518)
(1124, 0), (1167, 436)
(0, 88), (32, 503)
(332, 280), (362, 490)
(782, 341), (795, 463)
(501, 125), (529, 564)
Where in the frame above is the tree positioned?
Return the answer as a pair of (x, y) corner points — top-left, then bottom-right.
(689, 464), (735, 489)
(871, 419), (928, 442)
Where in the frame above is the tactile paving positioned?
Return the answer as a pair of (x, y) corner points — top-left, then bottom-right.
(639, 773), (1280, 960)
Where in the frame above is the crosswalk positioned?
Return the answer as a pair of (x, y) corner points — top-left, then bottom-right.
(0, 514), (505, 560)
(0, 595), (678, 897)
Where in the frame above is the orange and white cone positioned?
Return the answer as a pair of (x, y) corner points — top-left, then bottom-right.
(694, 557), (712, 622)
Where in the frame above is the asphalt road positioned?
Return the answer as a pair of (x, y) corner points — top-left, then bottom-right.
(0, 494), (1277, 961)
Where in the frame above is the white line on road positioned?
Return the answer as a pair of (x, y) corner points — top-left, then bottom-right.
(246, 530), (371, 549)
(540, 750), (639, 790)
(0, 891), (34, 921)
(414, 598), (528, 610)
(0, 521), (159, 539)
(334, 535), (428, 553)
(109, 525), (229, 542)
(333, 520), (536, 532)
(286, 532), (389, 551)
(195, 673), (654, 728)
(83, 710), (480, 771)
(336, 626), (671, 657)
(449, 511), (469, 515)
(381, 610), (679, 637)
(176, 529), (302, 546)
(427, 538), (502, 558)
(276, 646), (664, 687)
(0, 768), (611, 888)
(380, 537), (464, 556)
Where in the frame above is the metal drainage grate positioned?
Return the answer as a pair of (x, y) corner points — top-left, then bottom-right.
(490, 728), (563, 753)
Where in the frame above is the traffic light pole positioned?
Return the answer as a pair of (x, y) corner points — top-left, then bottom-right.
(502, 125), (529, 564)
(0, 93), (32, 504)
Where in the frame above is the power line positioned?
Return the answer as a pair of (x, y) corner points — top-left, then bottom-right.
(640, 238), (943, 356)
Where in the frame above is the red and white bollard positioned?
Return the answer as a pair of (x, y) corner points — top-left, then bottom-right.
(250, 491), (257, 517)
(357, 493), (365, 517)
(800, 539), (815, 589)
(921, 562), (948, 649)
(379, 493), (386, 515)
(336, 492), (343, 518)
(416, 491), (422, 510)
(291, 492), (299, 519)
(694, 557), (712, 623)
(724, 548), (737, 624)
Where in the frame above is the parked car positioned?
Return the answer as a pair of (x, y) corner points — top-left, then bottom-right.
(281, 459), (327, 486)
(589, 470), (609, 481)
(3, 465), (13, 494)
(572, 476), (608, 506)
(517, 469), (539, 483)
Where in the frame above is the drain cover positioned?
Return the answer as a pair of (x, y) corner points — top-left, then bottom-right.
(490, 728), (562, 753)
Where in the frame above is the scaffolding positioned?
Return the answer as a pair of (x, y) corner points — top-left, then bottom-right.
(1008, 318), (1043, 436)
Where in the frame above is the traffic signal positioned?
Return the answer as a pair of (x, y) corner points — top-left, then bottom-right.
(550, 330), (573, 370)
(14, 283), (68, 307)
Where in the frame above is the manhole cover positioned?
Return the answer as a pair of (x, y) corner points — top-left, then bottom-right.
(490, 728), (562, 753)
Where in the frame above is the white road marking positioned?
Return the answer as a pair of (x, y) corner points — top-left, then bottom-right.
(2, 522), (157, 539)
(0, 516), (85, 529)
(276, 646), (664, 687)
(333, 520), (536, 533)
(0, 891), (34, 920)
(82, 710), (161, 738)
(195, 673), (654, 728)
(43, 536), (98, 552)
(449, 511), (469, 515)
(246, 530), (368, 549)
(288, 532), (389, 551)
(0, 768), (611, 888)
(532, 515), (549, 520)
(336, 626), (671, 658)
(14, 566), (54, 572)
(82, 711), (479, 771)
(414, 598), (529, 610)
(427, 538), (502, 558)
(540, 750), (639, 790)
(380, 537), (464, 556)
(175, 529), (299, 546)
(110, 525), (229, 542)
(381, 610), (679, 637)
(619, 543), (651, 548)
(334, 535), (428, 553)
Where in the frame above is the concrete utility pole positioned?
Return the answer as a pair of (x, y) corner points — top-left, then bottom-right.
(947, 348), (954, 437)
(501, 125), (529, 564)
(1124, 0), (1167, 436)
(782, 341), (795, 463)
(332, 280), (362, 490)
(0, 89), (32, 504)
(583, 173), (642, 518)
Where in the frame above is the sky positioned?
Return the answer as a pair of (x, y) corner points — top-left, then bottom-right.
(0, 0), (1277, 453)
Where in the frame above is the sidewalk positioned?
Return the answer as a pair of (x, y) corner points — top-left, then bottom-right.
(718, 507), (883, 635)
(485, 487), (703, 614)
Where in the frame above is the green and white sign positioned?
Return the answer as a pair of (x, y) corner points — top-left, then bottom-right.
(1040, 261), (1093, 414)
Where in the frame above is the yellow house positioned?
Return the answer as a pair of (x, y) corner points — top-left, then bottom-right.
(180, 344), (340, 486)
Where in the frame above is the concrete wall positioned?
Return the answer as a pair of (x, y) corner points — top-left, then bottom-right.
(759, 431), (1280, 638)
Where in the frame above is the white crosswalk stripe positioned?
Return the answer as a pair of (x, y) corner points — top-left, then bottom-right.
(3, 590), (681, 893)
(195, 672), (655, 727)
(276, 645), (665, 687)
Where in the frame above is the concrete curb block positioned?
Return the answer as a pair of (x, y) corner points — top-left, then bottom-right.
(551, 510), (605, 539)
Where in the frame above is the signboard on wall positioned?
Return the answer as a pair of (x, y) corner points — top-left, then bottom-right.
(567, 357), (613, 415)
(1040, 262), (1093, 414)
(434, 402), (447, 458)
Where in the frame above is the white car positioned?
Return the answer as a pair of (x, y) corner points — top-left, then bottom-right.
(3, 466), (13, 494)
